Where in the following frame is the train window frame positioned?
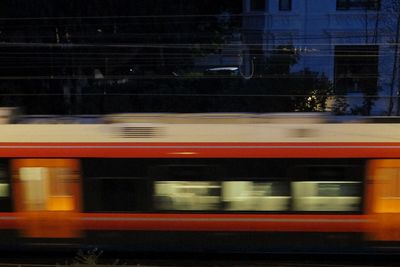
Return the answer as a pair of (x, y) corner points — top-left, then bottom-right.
(149, 164), (223, 181)
(0, 160), (11, 212)
(291, 180), (362, 212)
(288, 163), (365, 213)
(150, 160), (292, 213)
(153, 180), (222, 212)
(84, 176), (152, 213)
(289, 163), (364, 181)
(152, 178), (294, 213)
(82, 158), (367, 215)
(221, 179), (291, 212)
(82, 158), (152, 213)
(150, 164), (223, 212)
(0, 165), (10, 198)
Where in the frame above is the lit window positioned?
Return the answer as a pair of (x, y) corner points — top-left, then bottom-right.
(0, 184), (8, 197)
(376, 168), (400, 198)
(19, 167), (75, 211)
(154, 181), (220, 211)
(20, 167), (49, 211)
(222, 181), (290, 211)
(292, 181), (361, 211)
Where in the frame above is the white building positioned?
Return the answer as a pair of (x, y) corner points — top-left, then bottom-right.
(242, 0), (399, 115)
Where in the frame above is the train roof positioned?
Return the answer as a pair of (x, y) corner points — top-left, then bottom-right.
(13, 113), (400, 125)
(2, 107), (400, 124)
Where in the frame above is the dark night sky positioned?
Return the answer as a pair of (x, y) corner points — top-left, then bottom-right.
(0, 1), (243, 114)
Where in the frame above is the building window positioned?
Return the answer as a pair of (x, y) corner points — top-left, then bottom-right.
(250, 0), (265, 11)
(336, 0), (380, 10)
(279, 0), (292, 11)
(334, 45), (379, 93)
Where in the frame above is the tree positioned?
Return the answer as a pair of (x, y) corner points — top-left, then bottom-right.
(291, 69), (333, 112)
(0, 0), (242, 114)
(240, 46), (332, 112)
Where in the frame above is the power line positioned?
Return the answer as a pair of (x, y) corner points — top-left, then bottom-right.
(0, 12), (399, 21)
(0, 92), (388, 98)
(0, 74), (388, 80)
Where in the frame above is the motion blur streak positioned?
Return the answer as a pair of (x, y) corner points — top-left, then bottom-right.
(0, 113), (396, 252)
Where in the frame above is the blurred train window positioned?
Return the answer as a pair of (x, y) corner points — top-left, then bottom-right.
(85, 177), (149, 212)
(82, 159), (151, 212)
(151, 164), (221, 180)
(49, 168), (73, 196)
(289, 163), (363, 212)
(375, 168), (400, 198)
(0, 165), (9, 197)
(19, 167), (76, 211)
(292, 181), (361, 211)
(371, 167), (400, 213)
(0, 183), (8, 197)
(47, 168), (75, 211)
(154, 181), (220, 211)
(222, 181), (290, 211)
(292, 164), (363, 181)
(19, 167), (48, 211)
(318, 182), (360, 196)
(152, 164), (222, 211)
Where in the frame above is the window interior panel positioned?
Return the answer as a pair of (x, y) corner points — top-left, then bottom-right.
(83, 158), (365, 214)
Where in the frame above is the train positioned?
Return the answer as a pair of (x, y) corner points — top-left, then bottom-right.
(0, 110), (400, 253)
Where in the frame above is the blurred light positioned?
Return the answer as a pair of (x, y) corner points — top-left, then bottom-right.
(168, 152), (197, 155)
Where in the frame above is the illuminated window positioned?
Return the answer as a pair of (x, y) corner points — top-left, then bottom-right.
(0, 184), (8, 197)
(292, 181), (361, 211)
(0, 166), (9, 198)
(154, 180), (291, 212)
(47, 168), (74, 211)
(20, 167), (49, 211)
(19, 167), (75, 211)
(154, 181), (220, 211)
(0, 163), (11, 212)
(49, 168), (73, 196)
(372, 167), (400, 213)
(0, 165), (8, 197)
(377, 168), (400, 198)
(222, 181), (290, 211)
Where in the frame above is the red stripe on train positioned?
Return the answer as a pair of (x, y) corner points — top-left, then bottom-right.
(0, 213), (368, 233)
(0, 142), (398, 158)
(81, 213), (368, 232)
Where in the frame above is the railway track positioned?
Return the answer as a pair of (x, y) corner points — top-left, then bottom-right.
(0, 257), (398, 267)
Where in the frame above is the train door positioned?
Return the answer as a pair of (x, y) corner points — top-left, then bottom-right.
(12, 159), (81, 238)
(367, 160), (400, 241)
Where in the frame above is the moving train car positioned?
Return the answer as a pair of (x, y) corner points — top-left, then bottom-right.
(0, 111), (400, 253)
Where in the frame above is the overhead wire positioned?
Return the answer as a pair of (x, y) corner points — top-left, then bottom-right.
(0, 11), (399, 21)
(0, 12), (396, 86)
(0, 93), (387, 98)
